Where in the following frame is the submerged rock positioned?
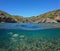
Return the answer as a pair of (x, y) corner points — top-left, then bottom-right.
(8, 32), (13, 35)
(20, 35), (25, 39)
(12, 34), (18, 38)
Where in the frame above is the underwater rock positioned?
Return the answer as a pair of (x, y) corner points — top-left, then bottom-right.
(8, 32), (13, 35)
(11, 37), (15, 40)
(19, 35), (25, 39)
(12, 34), (18, 38)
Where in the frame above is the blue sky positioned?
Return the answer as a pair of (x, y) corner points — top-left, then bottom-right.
(0, 0), (60, 17)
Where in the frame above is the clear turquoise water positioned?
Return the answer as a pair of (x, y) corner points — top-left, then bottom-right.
(0, 23), (60, 51)
(0, 28), (60, 39)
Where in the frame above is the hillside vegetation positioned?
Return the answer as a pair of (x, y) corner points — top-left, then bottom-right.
(0, 9), (60, 23)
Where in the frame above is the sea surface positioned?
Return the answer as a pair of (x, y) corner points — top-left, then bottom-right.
(0, 23), (60, 51)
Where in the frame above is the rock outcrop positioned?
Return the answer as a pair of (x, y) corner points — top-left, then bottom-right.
(55, 16), (60, 22)
(42, 18), (57, 23)
(0, 16), (17, 23)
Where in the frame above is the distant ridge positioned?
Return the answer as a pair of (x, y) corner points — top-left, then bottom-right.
(0, 9), (60, 23)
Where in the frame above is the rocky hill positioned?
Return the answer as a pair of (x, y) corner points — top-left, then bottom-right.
(0, 9), (60, 23)
(0, 10), (17, 23)
(29, 9), (60, 23)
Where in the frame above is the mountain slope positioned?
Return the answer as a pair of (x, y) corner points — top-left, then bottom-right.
(0, 9), (60, 23)
(0, 10), (17, 23)
(29, 9), (60, 23)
